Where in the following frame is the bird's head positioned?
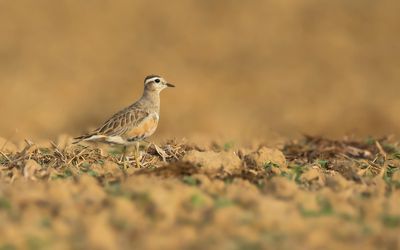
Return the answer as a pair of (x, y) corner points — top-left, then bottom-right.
(144, 75), (175, 92)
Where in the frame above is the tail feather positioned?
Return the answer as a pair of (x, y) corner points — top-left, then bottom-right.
(72, 134), (98, 144)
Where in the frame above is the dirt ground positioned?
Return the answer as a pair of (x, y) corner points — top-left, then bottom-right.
(0, 136), (399, 250)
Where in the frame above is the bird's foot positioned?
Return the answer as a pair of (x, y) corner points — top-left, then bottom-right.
(123, 151), (144, 168)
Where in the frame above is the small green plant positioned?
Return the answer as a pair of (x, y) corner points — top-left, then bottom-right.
(263, 161), (280, 171)
(233, 239), (263, 250)
(38, 148), (52, 155)
(81, 162), (91, 168)
(381, 214), (400, 228)
(87, 170), (99, 177)
(51, 169), (73, 180)
(182, 176), (200, 186)
(0, 197), (11, 210)
(0, 155), (8, 165)
(64, 169), (73, 177)
(383, 165), (398, 185)
(40, 217), (52, 229)
(299, 196), (333, 217)
(105, 182), (122, 195)
(392, 152), (400, 160)
(383, 143), (399, 154)
(280, 171), (293, 180)
(290, 164), (305, 183)
(26, 236), (48, 250)
(96, 159), (105, 165)
(214, 197), (234, 208)
(190, 194), (205, 208)
(130, 192), (152, 204)
(365, 137), (375, 146)
(317, 159), (329, 168)
(223, 141), (234, 151)
(224, 178), (234, 185)
(0, 244), (16, 250)
(110, 217), (129, 230)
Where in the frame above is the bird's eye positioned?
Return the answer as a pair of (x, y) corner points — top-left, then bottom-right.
(155, 79), (160, 83)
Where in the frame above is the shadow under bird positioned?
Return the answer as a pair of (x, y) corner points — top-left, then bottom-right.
(73, 75), (175, 147)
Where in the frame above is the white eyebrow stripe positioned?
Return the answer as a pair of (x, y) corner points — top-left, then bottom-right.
(145, 77), (159, 84)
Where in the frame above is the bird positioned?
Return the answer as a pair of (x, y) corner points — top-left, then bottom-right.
(73, 75), (175, 161)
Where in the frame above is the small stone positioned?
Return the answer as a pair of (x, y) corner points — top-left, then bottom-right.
(244, 147), (286, 168)
(326, 173), (350, 191)
(300, 167), (325, 186)
(23, 159), (42, 180)
(182, 150), (242, 173)
(267, 176), (298, 199)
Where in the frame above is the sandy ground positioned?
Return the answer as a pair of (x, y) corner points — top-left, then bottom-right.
(1, 0), (400, 142)
(0, 136), (399, 250)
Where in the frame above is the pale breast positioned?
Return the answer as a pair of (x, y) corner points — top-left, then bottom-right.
(124, 112), (159, 142)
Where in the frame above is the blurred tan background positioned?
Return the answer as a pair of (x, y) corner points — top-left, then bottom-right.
(0, 0), (399, 142)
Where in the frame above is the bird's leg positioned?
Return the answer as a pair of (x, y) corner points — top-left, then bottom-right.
(143, 140), (152, 153)
(134, 141), (141, 167)
(122, 145), (127, 159)
(120, 145), (128, 168)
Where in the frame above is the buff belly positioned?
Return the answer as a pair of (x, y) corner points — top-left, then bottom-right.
(124, 113), (159, 142)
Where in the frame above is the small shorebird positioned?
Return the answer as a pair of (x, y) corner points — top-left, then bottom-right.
(73, 75), (175, 163)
